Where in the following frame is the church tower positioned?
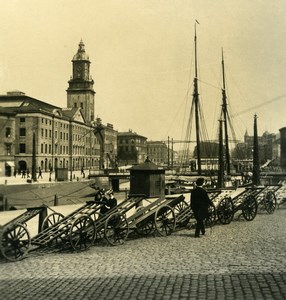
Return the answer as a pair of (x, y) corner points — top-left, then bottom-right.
(67, 40), (95, 123)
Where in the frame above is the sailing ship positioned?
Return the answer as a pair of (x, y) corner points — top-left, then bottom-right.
(168, 22), (259, 192)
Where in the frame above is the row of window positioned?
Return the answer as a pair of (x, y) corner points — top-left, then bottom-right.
(18, 142), (99, 156)
(118, 139), (147, 145)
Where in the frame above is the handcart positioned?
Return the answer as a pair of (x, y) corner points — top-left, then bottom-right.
(0, 205), (61, 262)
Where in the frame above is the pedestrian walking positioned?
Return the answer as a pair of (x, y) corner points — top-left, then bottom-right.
(38, 167), (43, 179)
(21, 170), (26, 178)
(190, 177), (214, 238)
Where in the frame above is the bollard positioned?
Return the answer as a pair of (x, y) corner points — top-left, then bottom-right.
(38, 206), (48, 233)
(4, 180), (7, 185)
(54, 194), (59, 206)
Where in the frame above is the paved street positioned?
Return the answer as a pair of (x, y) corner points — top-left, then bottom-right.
(0, 205), (285, 299)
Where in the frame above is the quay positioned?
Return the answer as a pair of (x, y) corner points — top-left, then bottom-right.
(0, 203), (285, 299)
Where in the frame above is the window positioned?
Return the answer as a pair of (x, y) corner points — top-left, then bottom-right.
(74, 103), (77, 108)
(80, 102), (83, 109)
(41, 128), (44, 137)
(19, 143), (26, 153)
(6, 127), (11, 138)
(19, 128), (26, 137)
(6, 144), (11, 155)
(45, 144), (47, 154)
(49, 130), (51, 138)
(20, 117), (25, 123)
(49, 144), (51, 154)
(45, 129), (48, 138)
(41, 144), (43, 153)
(55, 131), (57, 139)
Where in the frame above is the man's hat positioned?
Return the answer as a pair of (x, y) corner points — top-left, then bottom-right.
(196, 177), (205, 186)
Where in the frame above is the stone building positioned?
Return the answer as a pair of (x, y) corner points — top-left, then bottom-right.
(117, 130), (147, 166)
(0, 92), (100, 176)
(0, 41), (117, 177)
(146, 141), (168, 166)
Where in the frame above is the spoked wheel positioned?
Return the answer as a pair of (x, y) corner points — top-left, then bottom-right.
(242, 195), (258, 221)
(154, 205), (176, 236)
(0, 223), (31, 262)
(173, 200), (191, 228)
(136, 218), (155, 236)
(69, 215), (95, 251)
(41, 212), (65, 232)
(135, 206), (155, 236)
(264, 191), (277, 214)
(217, 197), (234, 224)
(204, 205), (216, 227)
(104, 213), (129, 246)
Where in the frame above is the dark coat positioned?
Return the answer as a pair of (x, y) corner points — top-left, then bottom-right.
(190, 186), (213, 218)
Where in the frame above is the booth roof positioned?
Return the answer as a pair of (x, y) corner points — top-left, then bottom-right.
(130, 161), (160, 171)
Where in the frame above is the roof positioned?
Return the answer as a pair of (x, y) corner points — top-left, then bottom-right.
(0, 94), (85, 123)
(118, 131), (147, 139)
(72, 40), (90, 61)
(130, 160), (159, 171)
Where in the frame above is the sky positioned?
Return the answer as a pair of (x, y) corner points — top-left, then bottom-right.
(1, 0), (286, 148)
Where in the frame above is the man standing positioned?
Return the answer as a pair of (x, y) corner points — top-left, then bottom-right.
(191, 177), (214, 238)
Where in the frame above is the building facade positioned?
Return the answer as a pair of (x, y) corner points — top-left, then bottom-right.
(146, 141), (168, 166)
(0, 93), (101, 176)
(117, 130), (147, 166)
(0, 41), (118, 176)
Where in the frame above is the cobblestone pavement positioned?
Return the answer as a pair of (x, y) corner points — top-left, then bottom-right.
(0, 208), (285, 299)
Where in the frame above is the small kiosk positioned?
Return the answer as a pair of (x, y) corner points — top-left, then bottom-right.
(129, 158), (165, 198)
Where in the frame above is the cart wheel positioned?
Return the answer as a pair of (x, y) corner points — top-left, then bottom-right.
(136, 219), (155, 236)
(217, 197), (234, 224)
(0, 223), (31, 262)
(69, 215), (95, 251)
(41, 212), (65, 232)
(264, 191), (277, 214)
(242, 195), (258, 221)
(104, 213), (129, 246)
(135, 206), (155, 236)
(204, 205), (216, 227)
(173, 200), (191, 228)
(155, 205), (176, 236)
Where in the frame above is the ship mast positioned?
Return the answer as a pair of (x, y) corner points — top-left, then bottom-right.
(193, 22), (202, 175)
(218, 119), (224, 188)
(221, 49), (231, 175)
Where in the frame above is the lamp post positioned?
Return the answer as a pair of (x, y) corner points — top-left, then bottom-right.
(32, 131), (37, 182)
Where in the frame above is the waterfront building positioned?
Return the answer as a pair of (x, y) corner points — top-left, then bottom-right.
(0, 41), (117, 177)
(117, 130), (147, 166)
(0, 91), (100, 176)
(146, 141), (168, 166)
